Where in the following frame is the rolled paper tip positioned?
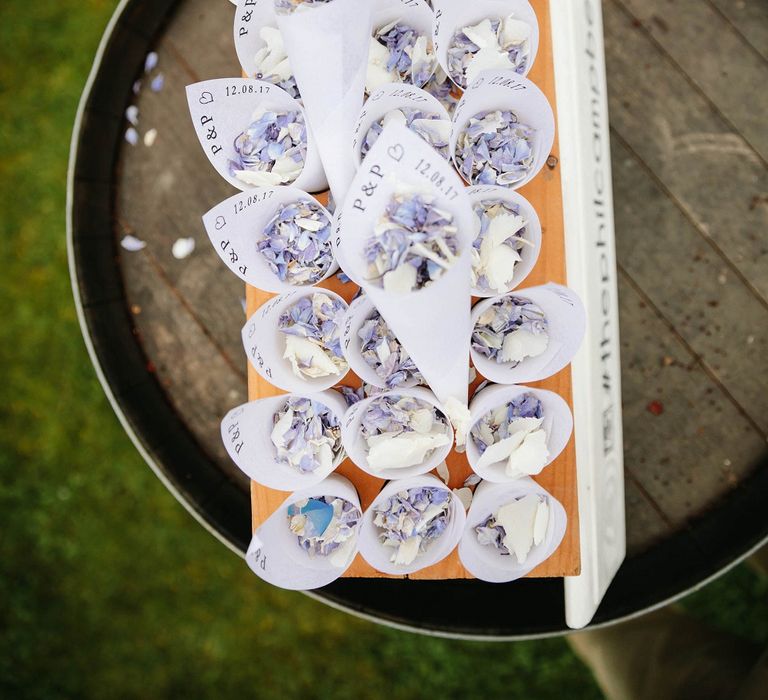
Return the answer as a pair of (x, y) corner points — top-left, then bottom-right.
(352, 83), (450, 167)
(276, 0), (373, 203)
(242, 289), (350, 393)
(432, 0), (540, 88)
(246, 474), (363, 590)
(466, 185), (542, 297)
(220, 389), (348, 490)
(443, 396), (472, 448)
(202, 186), (338, 292)
(341, 386), (454, 480)
(185, 78), (327, 193)
(333, 123), (474, 411)
(458, 478), (567, 583)
(358, 473), (467, 575)
(449, 69), (554, 191)
(470, 283), (586, 385)
(465, 384), (573, 483)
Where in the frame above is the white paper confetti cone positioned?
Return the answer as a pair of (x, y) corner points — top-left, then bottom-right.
(466, 185), (541, 297)
(432, 0), (539, 87)
(234, 0), (284, 82)
(276, 0), (373, 202)
(358, 473), (466, 575)
(202, 186), (337, 292)
(241, 289), (350, 393)
(465, 383), (573, 483)
(366, 0), (438, 94)
(333, 123), (474, 411)
(185, 78), (327, 193)
(449, 69), (554, 190)
(246, 474), (362, 590)
(341, 386), (454, 480)
(458, 477), (566, 583)
(470, 283), (586, 384)
(220, 389), (348, 490)
(352, 83), (450, 167)
(340, 294), (423, 390)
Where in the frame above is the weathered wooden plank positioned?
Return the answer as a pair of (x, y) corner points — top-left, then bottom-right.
(616, 273), (766, 529)
(603, 1), (768, 303)
(624, 478), (669, 556)
(120, 245), (249, 489)
(116, 20), (246, 374)
(116, 0), (250, 488)
(611, 132), (768, 436)
(708, 0), (768, 63)
(615, 0), (768, 161)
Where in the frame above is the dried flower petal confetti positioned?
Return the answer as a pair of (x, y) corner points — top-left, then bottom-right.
(366, 21), (436, 92)
(143, 128), (158, 147)
(120, 235), (146, 252)
(475, 494), (549, 563)
(471, 199), (532, 293)
(455, 110), (536, 187)
(358, 309), (424, 389)
(251, 26), (300, 99)
(257, 200), (333, 285)
(422, 66), (459, 112)
(287, 496), (361, 565)
(472, 295), (549, 365)
(364, 192), (459, 292)
(125, 105), (139, 126)
(447, 15), (532, 88)
(125, 127), (139, 146)
(274, 0), (334, 14)
(271, 396), (342, 473)
(361, 107), (449, 160)
(278, 293), (348, 379)
(172, 237), (195, 259)
(360, 394), (451, 470)
(373, 486), (452, 565)
(229, 107), (307, 187)
(470, 393), (549, 477)
(150, 74), (165, 92)
(144, 51), (159, 73)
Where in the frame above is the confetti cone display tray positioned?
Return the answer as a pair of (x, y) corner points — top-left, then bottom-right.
(241, 0), (626, 627)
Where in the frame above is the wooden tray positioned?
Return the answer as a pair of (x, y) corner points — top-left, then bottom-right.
(247, 0), (580, 579)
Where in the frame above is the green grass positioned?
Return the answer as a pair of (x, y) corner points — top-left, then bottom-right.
(0, 1), (765, 698)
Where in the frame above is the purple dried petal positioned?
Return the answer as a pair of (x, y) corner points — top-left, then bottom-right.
(372, 21), (435, 87)
(258, 200), (333, 284)
(471, 295), (548, 365)
(150, 74), (165, 92)
(373, 486), (452, 563)
(272, 396), (342, 472)
(455, 110), (536, 187)
(469, 392), (543, 455)
(358, 309), (424, 389)
(364, 192), (459, 292)
(361, 108), (449, 160)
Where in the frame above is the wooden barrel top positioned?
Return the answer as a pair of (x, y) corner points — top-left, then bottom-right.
(70, 0), (768, 635)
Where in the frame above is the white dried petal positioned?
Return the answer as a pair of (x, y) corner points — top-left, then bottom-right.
(120, 235), (146, 252)
(500, 328), (549, 363)
(172, 237), (195, 259)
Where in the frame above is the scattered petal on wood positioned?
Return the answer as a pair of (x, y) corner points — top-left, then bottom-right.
(144, 128), (158, 147)
(132, 80), (142, 95)
(144, 51), (159, 73)
(124, 127), (139, 146)
(121, 235), (146, 251)
(436, 462), (450, 485)
(172, 237), (196, 259)
(125, 105), (139, 126)
(150, 74), (165, 92)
